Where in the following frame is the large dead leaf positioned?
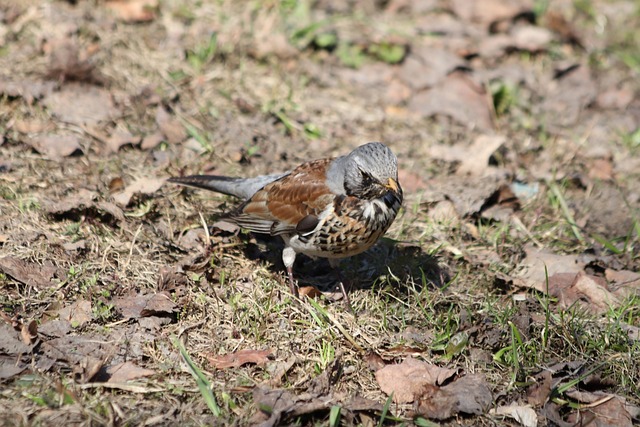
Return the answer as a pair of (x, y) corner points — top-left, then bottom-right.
(415, 374), (492, 419)
(112, 291), (177, 319)
(514, 246), (640, 313)
(206, 349), (273, 369)
(28, 134), (83, 160)
(156, 107), (186, 144)
(408, 72), (494, 130)
(47, 188), (125, 223)
(105, 361), (155, 383)
(112, 177), (165, 207)
(44, 37), (100, 84)
(42, 83), (119, 126)
(457, 135), (506, 176)
(0, 79), (56, 104)
(398, 46), (463, 91)
(542, 63), (597, 127)
(57, 299), (93, 328)
(0, 356), (26, 380)
(490, 404), (538, 427)
(0, 323), (33, 356)
(0, 256), (62, 289)
(105, 0), (158, 23)
(375, 357), (456, 403)
(450, 0), (528, 27)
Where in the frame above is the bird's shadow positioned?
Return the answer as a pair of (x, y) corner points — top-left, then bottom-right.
(240, 233), (449, 295)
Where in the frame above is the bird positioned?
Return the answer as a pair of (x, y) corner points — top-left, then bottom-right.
(168, 142), (403, 306)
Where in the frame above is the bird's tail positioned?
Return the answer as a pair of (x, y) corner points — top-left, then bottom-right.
(167, 173), (286, 200)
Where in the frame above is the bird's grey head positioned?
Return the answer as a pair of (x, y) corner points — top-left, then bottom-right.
(328, 142), (402, 200)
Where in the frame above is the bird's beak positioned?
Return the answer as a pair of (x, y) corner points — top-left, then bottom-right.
(385, 177), (400, 194)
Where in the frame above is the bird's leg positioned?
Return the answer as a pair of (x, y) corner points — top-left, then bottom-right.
(282, 246), (298, 298)
(329, 259), (353, 313)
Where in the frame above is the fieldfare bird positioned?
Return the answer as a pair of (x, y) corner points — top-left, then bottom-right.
(169, 142), (403, 304)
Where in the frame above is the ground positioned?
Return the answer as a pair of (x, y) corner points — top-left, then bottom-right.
(0, 0), (639, 426)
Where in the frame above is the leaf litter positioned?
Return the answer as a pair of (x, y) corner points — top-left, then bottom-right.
(0, 0), (639, 424)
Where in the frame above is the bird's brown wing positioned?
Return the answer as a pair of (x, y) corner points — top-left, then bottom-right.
(230, 158), (336, 236)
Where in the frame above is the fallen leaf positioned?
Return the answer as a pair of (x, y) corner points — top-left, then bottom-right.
(155, 107), (186, 144)
(514, 245), (585, 294)
(298, 286), (322, 299)
(57, 299), (93, 328)
(28, 134), (83, 160)
(206, 349), (273, 369)
(140, 131), (164, 150)
(457, 135), (506, 176)
(251, 387), (329, 427)
(0, 356), (25, 380)
(0, 323), (33, 356)
(0, 256), (61, 289)
(490, 404), (538, 427)
(112, 176), (165, 207)
(450, 0), (526, 27)
(113, 291), (177, 319)
(564, 393), (632, 427)
(20, 320), (38, 345)
(375, 357), (456, 403)
(105, 361), (155, 383)
(106, 130), (141, 153)
(105, 0), (158, 23)
(45, 38), (100, 83)
(408, 72), (494, 130)
(416, 374), (492, 419)
(364, 352), (386, 372)
(47, 189), (125, 223)
(510, 25), (553, 52)
(0, 79), (56, 104)
(42, 83), (119, 126)
(527, 370), (552, 407)
(398, 46), (463, 91)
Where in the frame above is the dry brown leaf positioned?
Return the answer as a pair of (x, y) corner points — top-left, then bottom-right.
(47, 189), (125, 223)
(57, 299), (93, 328)
(364, 352), (386, 372)
(510, 25), (553, 52)
(527, 370), (552, 407)
(0, 79), (56, 104)
(45, 38), (100, 83)
(28, 134), (83, 160)
(457, 135), (506, 176)
(155, 107), (186, 144)
(408, 72), (494, 130)
(399, 46), (463, 91)
(565, 393), (632, 427)
(112, 176), (166, 206)
(514, 245), (585, 294)
(140, 131), (164, 150)
(113, 291), (177, 319)
(490, 404), (538, 427)
(0, 323), (33, 356)
(207, 349), (273, 369)
(375, 357), (456, 403)
(298, 286), (322, 299)
(20, 320), (38, 345)
(105, 0), (158, 23)
(415, 374), (492, 419)
(106, 361), (155, 383)
(106, 130), (141, 153)
(43, 83), (119, 126)
(0, 356), (26, 380)
(0, 256), (61, 289)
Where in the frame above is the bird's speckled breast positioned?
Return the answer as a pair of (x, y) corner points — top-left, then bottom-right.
(292, 190), (402, 259)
